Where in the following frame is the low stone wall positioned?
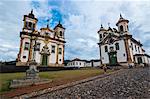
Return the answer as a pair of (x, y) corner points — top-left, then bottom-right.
(10, 79), (51, 88)
(0, 65), (71, 73)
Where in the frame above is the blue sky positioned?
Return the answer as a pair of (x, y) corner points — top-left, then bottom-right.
(0, 0), (150, 61)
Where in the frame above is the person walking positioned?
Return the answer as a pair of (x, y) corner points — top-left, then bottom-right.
(103, 64), (107, 73)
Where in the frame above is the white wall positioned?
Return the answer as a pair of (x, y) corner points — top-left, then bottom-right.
(101, 44), (109, 64)
(101, 39), (126, 64)
(58, 44), (63, 64)
(67, 61), (86, 68)
(47, 42), (56, 64)
(20, 37), (30, 62)
(86, 62), (91, 67)
(93, 61), (101, 67)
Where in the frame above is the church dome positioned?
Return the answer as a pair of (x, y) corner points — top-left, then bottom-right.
(98, 24), (107, 32)
(54, 21), (65, 30)
(28, 9), (35, 19)
(116, 14), (129, 26)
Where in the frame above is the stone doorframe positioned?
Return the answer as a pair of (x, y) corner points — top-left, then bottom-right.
(108, 51), (118, 65)
(40, 45), (50, 66)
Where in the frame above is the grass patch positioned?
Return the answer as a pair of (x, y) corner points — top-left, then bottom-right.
(0, 72), (25, 92)
(0, 68), (112, 93)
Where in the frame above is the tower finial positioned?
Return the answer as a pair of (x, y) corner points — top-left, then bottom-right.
(108, 22), (110, 27)
(120, 13), (123, 18)
(47, 19), (50, 28)
(101, 24), (103, 28)
(31, 9), (33, 14)
(59, 20), (61, 24)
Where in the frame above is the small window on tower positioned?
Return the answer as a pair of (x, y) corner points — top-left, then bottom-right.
(32, 24), (35, 30)
(138, 47), (140, 53)
(135, 45), (137, 51)
(24, 42), (29, 50)
(100, 34), (102, 38)
(51, 45), (55, 53)
(59, 48), (62, 54)
(60, 31), (62, 36)
(131, 43), (133, 50)
(25, 22), (28, 28)
(28, 22), (32, 29)
(120, 25), (123, 32)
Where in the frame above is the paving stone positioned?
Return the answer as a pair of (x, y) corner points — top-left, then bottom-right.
(33, 67), (150, 99)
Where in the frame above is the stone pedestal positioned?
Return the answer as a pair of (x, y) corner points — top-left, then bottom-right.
(10, 61), (51, 88)
(26, 61), (39, 79)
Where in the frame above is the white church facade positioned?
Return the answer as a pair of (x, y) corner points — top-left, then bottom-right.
(98, 14), (150, 67)
(16, 10), (66, 67)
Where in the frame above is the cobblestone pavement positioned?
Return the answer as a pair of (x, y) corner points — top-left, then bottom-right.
(34, 67), (150, 99)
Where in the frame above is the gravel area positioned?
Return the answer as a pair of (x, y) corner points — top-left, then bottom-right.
(33, 67), (150, 99)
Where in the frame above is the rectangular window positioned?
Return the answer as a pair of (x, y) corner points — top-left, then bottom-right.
(33, 24), (35, 29)
(36, 43), (40, 51)
(138, 47), (140, 53)
(59, 48), (62, 54)
(115, 43), (119, 50)
(51, 45), (55, 53)
(25, 22), (28, 28)
(60, 31), (63, 36)
(24, 42), (29, 50)
(28, 22), (32, 29)
(135, 45), (137, 51)
(131, 43), (133, 50)
(105, 46), (108, 52)
(76, 62), (78, 65)
(100, 34), (102, 38)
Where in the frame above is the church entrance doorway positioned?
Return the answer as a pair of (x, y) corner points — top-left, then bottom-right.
(137, 57), (142, 64)
(108, 52), (117, 65)
(40, 45), (50, 66)
(42, 54), (48, 66)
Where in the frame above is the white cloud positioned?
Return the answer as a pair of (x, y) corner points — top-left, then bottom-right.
(0, 0), (32, 61)
(0, 0), (150, 61)
(63, 0), (150, 60)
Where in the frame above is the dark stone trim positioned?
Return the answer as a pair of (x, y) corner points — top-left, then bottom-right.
(116, 19), (129, 26)
(20, 32), (66, 43)
(23, 15), (38, 21)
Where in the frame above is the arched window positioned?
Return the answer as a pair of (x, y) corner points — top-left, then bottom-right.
(60, 31), (62, 36)
(103, 34), (105, 38)
(127, 25), (129, 31)
(28, 22), (32, 29)
(120, 25), (123, 31)
(100, 34), (102, 38)
(58, 48), (62, 54)
(115, 43), (119, 50)
(105, 46), (108, 52)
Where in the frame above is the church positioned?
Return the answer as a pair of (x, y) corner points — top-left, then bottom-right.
(16, 10), (66, 67)
(97, 14), (150, 67)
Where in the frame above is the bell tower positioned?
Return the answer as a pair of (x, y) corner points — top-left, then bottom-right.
(116, 14), (129, 34)
(22, 9), (38, 33)
(54, 21), (65, 39)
